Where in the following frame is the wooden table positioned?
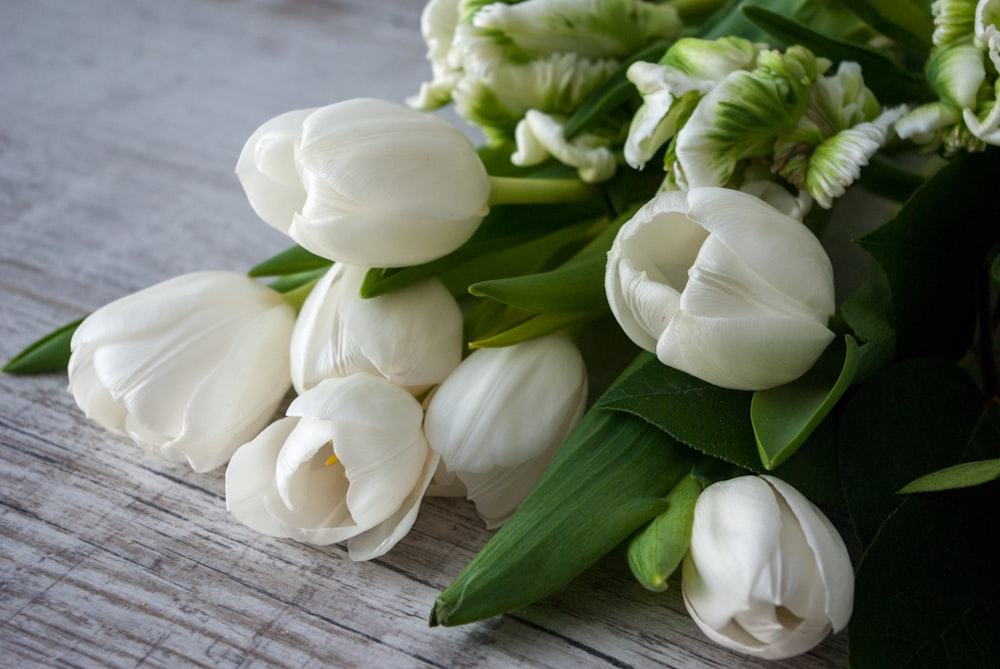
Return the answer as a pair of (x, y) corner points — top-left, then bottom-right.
(0, 2), (849, 666)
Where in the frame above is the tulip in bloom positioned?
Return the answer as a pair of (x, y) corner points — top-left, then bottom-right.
(424, 335), (587, 527)
(605, 187), (835, 390)
(236, 98), (490, 267)
(67, 272), (295, 472)
(290, 264), (462, 395)
(682, 475), (854, 660)
(225, 373), (438, 560)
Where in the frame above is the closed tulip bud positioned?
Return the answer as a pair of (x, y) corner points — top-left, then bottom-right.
(225, 373), (438, 561)
(236, 98), (490, 267)
(682, 475), (854, 660)
(290, 264), (462, 395)
(67, 272), (295, 472)
(424, 334), (587, 527)
(605, 187), (835, 390)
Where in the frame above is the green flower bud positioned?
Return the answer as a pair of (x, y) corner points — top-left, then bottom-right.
(627, 474), (703, 592)
(933, 0), (978, 47)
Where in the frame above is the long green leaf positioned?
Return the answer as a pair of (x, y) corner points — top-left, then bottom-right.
(247, 245), (330, 278)
(430, 408), (695, 626)
(3, 317), (84, 375)
(840, 0), (934, 54)
(751, 335), (859, 470)
(742, 6), (931, 104)
(469, 311), (603, 348)
(469, 253), (608, 314)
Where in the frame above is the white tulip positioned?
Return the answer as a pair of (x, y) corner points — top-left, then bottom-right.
(236, 98), (490, 267)
(605, 187), (835, 390)
(225, 373), (438, 560)
(682, 475), (854, 660)
(424, 335), (587, 527)
(290, 264), (462, 395)
(67, 272), (295, 472)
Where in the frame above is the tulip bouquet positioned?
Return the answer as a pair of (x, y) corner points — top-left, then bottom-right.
(6, 0), (1000, 665)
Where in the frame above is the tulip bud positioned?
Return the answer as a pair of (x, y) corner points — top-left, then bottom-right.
(605, 187), (835, 390)
(290, 264), (462, 395)
(682, 475), (854, 660)
(225, 373), (438, 560)
(67, 272), (295, 472)
(424, 334), (587, 527)
(236, 98), (490, 267)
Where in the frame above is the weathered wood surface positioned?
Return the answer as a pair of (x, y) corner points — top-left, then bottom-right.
(0, 2), (849, 667)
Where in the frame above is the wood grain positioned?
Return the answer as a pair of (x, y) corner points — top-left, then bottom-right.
(0, 2), (849, 667)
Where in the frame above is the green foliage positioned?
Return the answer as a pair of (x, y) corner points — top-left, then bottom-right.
(839, 0), (934, 53)
(3, 317), (83, 375)
(742, 6), (931, 105)
(247, 245), (330, 278)
(751, 335), (859, 470)
(859, 150), (1000, 360)
(626, 473), (703, 591)
(430, 406), (696, 626)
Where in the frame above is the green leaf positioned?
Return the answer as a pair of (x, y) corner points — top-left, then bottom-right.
(598, 354), (845, 511)
(469, 311), (602, 348)
(991, 252), (1000, 288)
(469, 253), (608, 314)
(858, 150), (1000, 360)
(899, 458), (1000, 494)
(429, 408), (696, 626)
(361, 199), (606, 297)
(751, 335), (859, 470)
(857, 153), (930, 203)
(562, 39), (672, 141)
(3, 317), (84, 375)
(849, 483), (1000, 668)
(699, 0), (874, 45)
(840, 0), (934, 54)
(247, 245), (330, 278)
(742, 6), (931, 105)
(900, 406), (1000, 493)
(626, 473), (703, 592)
(265, 267), (328, 294)
(838, 358), (984, 548)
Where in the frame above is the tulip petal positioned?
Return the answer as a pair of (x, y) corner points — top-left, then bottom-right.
(347, 450), (440, 561)
(225, 418), (299, 539)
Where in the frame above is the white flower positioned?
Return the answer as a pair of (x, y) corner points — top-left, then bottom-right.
(512, 109), (617, 183)
(290, 264), (462, 395)
(225, 373), (438, 560)
(605, 187), (835, 390)
(236, 98), (490, 267)
(68, 272), (295, 472)
(682, 475), (854, 660)
(424, 334), (587, 527)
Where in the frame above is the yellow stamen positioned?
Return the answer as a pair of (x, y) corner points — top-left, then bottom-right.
(325, 453), (340, 467)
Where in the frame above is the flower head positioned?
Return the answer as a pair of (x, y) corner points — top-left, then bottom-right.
(424, 334), (587, 527)
(236, 98), (490, 267)
(290, 264), (462, 395)
(682, 475), (854, 660)
(605, 187), (835, 390)
(68, 272), (295, 472)
(225, 373), (437, 560)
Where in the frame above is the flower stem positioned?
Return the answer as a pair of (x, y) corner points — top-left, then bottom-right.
(488, 176), (597, 206)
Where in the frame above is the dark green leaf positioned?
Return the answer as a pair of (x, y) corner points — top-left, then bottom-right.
(562, 39), (672, 141)
(598, 354), (844, 511)
(857, 153), (930, 203)
(699, 0), (874, 45)
(839, 264), (897, 380)
(991, 251), (1000, 288)
(858, 150), (1000, 360)
(840, 0), (934, 54)
(742, 6), (930, 104)
(751, 335), (859, 470)
(361, 199), (606, 297)
(469, 253), (608, 314)
(849, 483), (1000, 668)
(266, 267), (328, 294)
(899, 458), (1000, 493)
(3, 317), (84, 375)
(469, 311), (603, 348)
(430, 409), (696, 626)
(247, 245), (330, 278)
(838, 358), (984, 548)
(900, 405), (1000, 492)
